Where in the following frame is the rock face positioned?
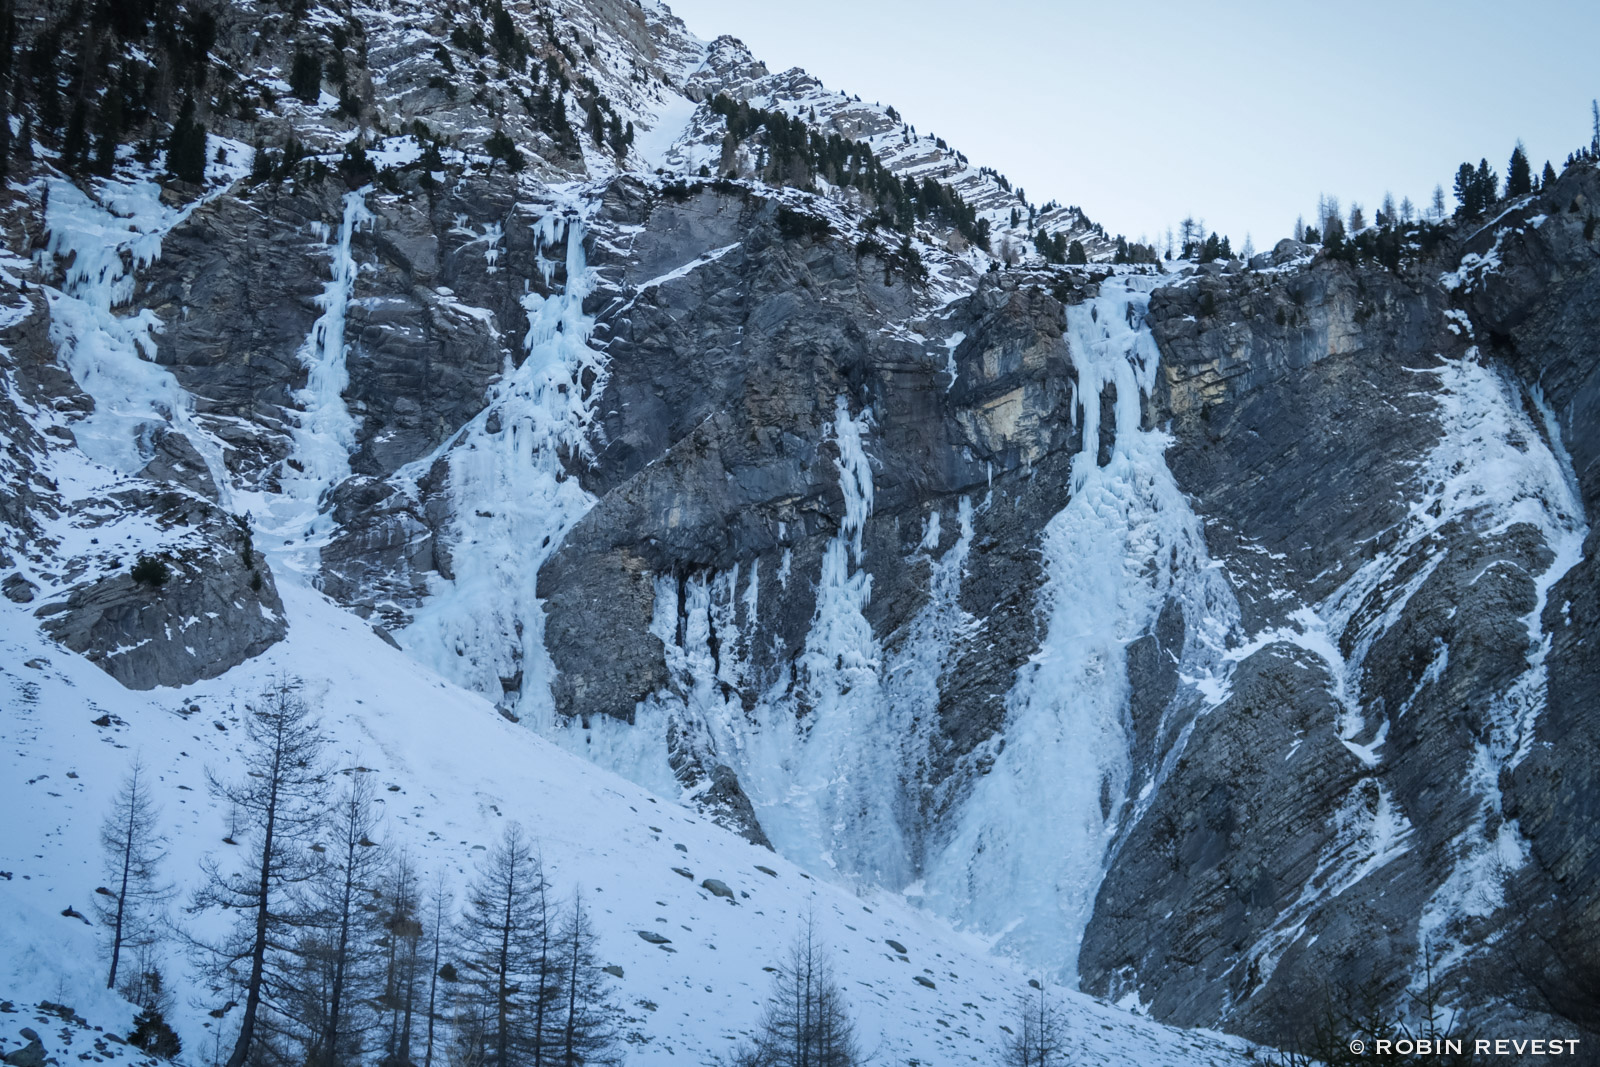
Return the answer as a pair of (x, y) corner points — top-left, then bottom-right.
(541, 181), (1084, 772)
(4, 0), (1598, 1051)
(1076, 173), (1600, 1042)
(0, 273), (286, 691)
(34, 500), (286, 691)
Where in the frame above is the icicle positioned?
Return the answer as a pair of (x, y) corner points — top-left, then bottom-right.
(277, 188), (373, 536)
(742, 558), (760, 629)
(483, 221), (504, 273)
(42, 178), (232, 500)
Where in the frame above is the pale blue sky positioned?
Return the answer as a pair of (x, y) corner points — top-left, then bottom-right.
(665, 0), (1600, 248)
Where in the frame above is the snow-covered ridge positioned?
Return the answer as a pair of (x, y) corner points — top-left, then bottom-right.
(656, 46), (1117, 264)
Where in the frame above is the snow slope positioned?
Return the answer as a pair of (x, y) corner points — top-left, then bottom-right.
(0, 573), (1258, 1066)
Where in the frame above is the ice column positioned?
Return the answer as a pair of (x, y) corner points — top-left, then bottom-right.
(401, 212), (607, 719)
(924, 276), (1228, 977)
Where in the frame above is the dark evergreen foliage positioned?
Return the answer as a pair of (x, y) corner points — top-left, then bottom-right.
(1111, 235), (1159, 264)
(868, 236), (927, 287)
(1198, 232), (1233, 263)
(91, 82), (122, 176)
(62, 96), (89, 172)
(290, 49), (322, 102)
(1507, 142), (1532, 197)
(485, 129), (524, 173)
(164, 96), (206, 183)
(707, 92), (988, 250)
(776, 205), (832, 241)
(339, 138), (376, 184)
(1034, 230), (1068, 264)
(131, 555), (170, 586)
(177, 9), (216, 88)
(1460, 166), (1487, 206)
(488, 1), (529, 64)
(128, 1008), (182, 1059)
(450, 23), (486, 55)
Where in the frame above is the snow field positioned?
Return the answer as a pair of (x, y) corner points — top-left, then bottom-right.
(0, 577), (1257, 1067)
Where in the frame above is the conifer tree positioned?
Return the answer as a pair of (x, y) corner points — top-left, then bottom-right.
(1066, 239), (1087, 265)
(1321, 211), (1345, 246)
(1542, 161), (1557, 188)
(457, 823), (557, 1067)
(422, 873), (455, 1067)
(195, 679), (330, 1067)
(732, 911), (859, 1067)
(552, 892), (619, 1066)
(999, 981), (1066, 1066)
(485, 129), (524, 173)
(164, 96), (206, 184)
(96, 757), (171, 991)
(249, 140), (274, 184)
(1179, 215), (1199, 256)
(291, 50), (322, 103)
(62, 97), (89, 173)
(91, 85), (122, 177)
(1508, 141), (1532, 197)
(379, 852), (426, 1067)
(0, 0), (14, 179)
(1476, 158), (1498, 204)
(1318, 194), (1341, 237)
(1453, 163), (1479, 217)
(124, 947), (182, 1061)
(302, 772), (387, 1067)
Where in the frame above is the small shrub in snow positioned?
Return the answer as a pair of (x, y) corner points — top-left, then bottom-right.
(129, 1006), (182, 1059)
(131, 555), (170, 587)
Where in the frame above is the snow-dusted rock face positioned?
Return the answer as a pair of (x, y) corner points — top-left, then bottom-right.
(2, 0), (1597, 1055)
(1081, 189), (1600, 1036)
